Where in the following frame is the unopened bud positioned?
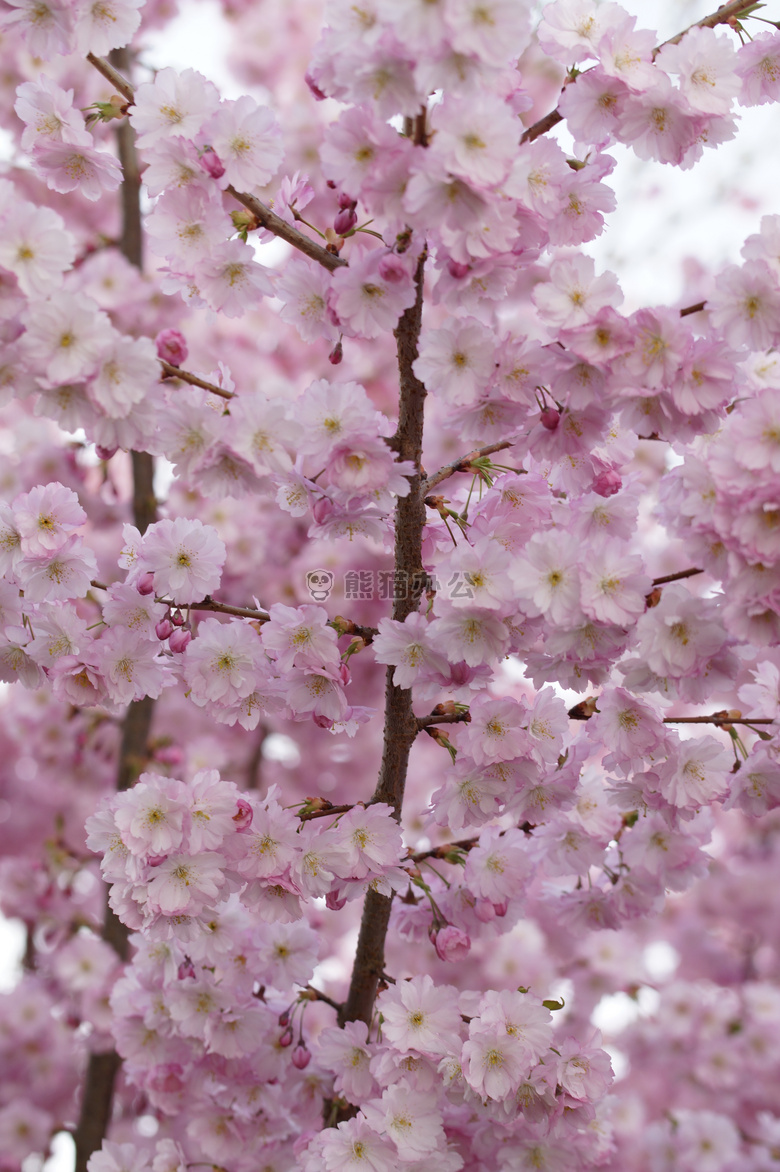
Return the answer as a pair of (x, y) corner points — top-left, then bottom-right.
(447, 259), (471, 279)
(155, 618), (174, 641)
(230, 209), (257, 234)
(305, 71), (327, 100)
(155, 328), (188, 367)
(328, 341), (343, 366)
(291, 1044), (311, 1069)
(95, 444), (118, 461)
(168, 627), (192, 653)
(645, 587), (663, 609)
(233, 798), (253, 831)
(279, 1028), (294, 1048)
(137, 572), (155, 596)
(170, 610), (185, 627)
(177, 958), (196, 980)
(591, 468), (622, 498)
(199, 146), (225, 179)
(333, 206), (358, 235)
(540, 407), (560, 431)
(325, 890), (347, 911)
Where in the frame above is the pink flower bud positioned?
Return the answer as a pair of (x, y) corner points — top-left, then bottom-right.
(233, 798), (253, 831)
(540, 407), (560, 431)
(328, 342), (343, 366)
(334, 206), (358, 235)
(198, 146), (225, 179)
(168, 627), (192, 653)
(447, 259), (471, 279)
(378, 254), (407, 283)
(493, 900), (508, 918)
(305, 72), (327, 100)
(431, 924), (471, 962)
(591, 468), (622, 497)
(279, 1027), (294, 1048)
(312, 497), (334, 525)
(278, 1010), (290, 1027)
(170, 610), (185, 626)
(155, 745), (184, 766)
(155, 328), (188, 366)
(339, 663), (350, 686)
(313, 713), (334, 730)
(325, 891), (347, 911)
(474, 899), (496, 924)
(155, 618), (174, 641)
(137, 572), (155, 596)
(95, 444), (118, 461)
(177, 958), (196, 980)
(292, 1044), (311, 1069)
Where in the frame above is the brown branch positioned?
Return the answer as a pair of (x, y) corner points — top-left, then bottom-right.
(84, 55), (347, 275)
(422, 440), (516, 495)
(190, 597), (270, 621)
(298, 802), (356, 823)
(679, 301), (707, 317)
(74, 48), (157, 1172)
(340, 250), (428, 1029)
(416, 712), (472, 730)
(226, 187), (348, 272)
(409, 835), (479, 864)
(652, 567), (704, 585)
(160, 361), (235, 399)
(305, 985), (343, 1012)
(86, 52), (135, 104)
(663, 716), (775, 725)
(521, 1), (759, 145)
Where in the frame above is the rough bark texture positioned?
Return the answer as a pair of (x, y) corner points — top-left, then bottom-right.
(73, 49), (157, 1172)
(340, 251), (428, 1029)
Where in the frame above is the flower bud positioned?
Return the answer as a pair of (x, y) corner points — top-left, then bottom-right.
(474, 899), (496, 923)
(431, 924), (471, 962)
(155, 618), (174, 641)
(155, 328), (188, 367)
(493, 900), (508, 918)
(137, 572), (155, 596)
(279, 1027), (294, 1048)
(378, 254), (407, 283)
(168, 627), (192, 653)
(540, 407), (560, 431)
(325, 891), (347, 911)
(328, 341), (343, 366)
(95, 445), (118, 461)
(591, 467), (622, 497)
(170, 610), (185, 627)
(278, 1010), (290, 1027)
(333, 206), (358, 235)
(233, 798), (253, 831)
(339, 663), (350, 686)
(291, 1044), (311, 1069)
(199, 146), (225, 179)
(447, 259), (471, 279)
(177, 958), (196, 980)
(304, 71), (327, 100)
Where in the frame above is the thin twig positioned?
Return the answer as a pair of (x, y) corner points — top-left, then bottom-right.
(679, 300), (707, 317)
(652, 567), (704, 585)
(84, 55), (347, 275)
(521, 1), (761, 145)
(298, 803), (356, 823)
(416, 712), (472, 730)
(86, 52), (135, 104)
(306, 985), (343, 1012)
(160, 361), (235, 399)
(422, 440), (516, 495)
(663, 716), (775, 726)
(227, 187), (348, 273)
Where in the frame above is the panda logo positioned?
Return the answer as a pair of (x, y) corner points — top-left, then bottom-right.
(305, 569), (334, 601)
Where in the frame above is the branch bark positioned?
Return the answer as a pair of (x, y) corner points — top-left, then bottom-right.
(521, 1), (760, 145)
(74, 47), (158, 1172)
(340, 250), (428, 1029)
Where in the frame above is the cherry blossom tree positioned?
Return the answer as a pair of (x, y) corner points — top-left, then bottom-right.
(0, 1), (780, 1171)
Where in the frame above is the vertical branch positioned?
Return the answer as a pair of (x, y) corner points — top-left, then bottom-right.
(73, 46), (158, 1172)
(340, 251), (427, 1028)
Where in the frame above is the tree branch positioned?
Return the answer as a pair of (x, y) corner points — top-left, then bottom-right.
(422, 440), (516, 495)
(85, 54), (348, 274)
(340, 250), (428, 1029)
(652, 567), (704, 585)
(226, 187), (348, 272)
(160, 360), (235, 399)
(521, 1), (760, 145)
(74, 48), (157, 1172)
